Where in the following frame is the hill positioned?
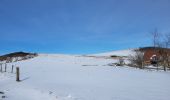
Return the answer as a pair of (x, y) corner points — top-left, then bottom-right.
(0, 51), (170, 100)
(89, 49), (134, 57)
(0, 52), (37, 62)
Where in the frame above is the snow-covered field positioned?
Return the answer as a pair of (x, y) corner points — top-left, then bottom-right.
(0, 52), (170, 100)
(90, 49), (134, 57)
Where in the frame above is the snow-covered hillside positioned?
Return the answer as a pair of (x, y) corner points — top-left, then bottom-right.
(0, 53), (170, 100)
(90, 49), (134, 57)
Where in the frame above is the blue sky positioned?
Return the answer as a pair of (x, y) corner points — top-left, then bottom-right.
(0, 0), (170, 54)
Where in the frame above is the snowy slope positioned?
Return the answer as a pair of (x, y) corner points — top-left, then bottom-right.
(90, 49), (134, 57)
(0, 54), (170, 100)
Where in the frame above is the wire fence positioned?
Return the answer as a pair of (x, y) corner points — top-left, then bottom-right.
(0, 63), (20, 82)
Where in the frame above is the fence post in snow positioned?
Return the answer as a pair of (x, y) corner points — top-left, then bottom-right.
(16, 67), (20, 82)
(11, 65), (14, 73)
(0, 64), (2, 72)
(5, 63), (7, 72)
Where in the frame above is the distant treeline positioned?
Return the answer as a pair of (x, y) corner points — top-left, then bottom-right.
(138, 46), (170, 52)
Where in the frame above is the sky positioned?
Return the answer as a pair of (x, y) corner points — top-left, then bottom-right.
(0, 0), (170, 54)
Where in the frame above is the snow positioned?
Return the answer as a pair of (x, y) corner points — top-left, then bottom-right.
(90, 49), (134, 57)
(1, 53), (170, 100)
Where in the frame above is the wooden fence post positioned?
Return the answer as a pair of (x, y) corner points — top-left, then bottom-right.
(11, 65), (14, 73)
(5, 63), (7, 72)
(142, 62), (144, 69)
(16, 67), (20, 82)
(0, 64), (2, 72)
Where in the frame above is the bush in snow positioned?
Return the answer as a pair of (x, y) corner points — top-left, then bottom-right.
(128, 50), (144, 69)
(118, 58), (125, 66)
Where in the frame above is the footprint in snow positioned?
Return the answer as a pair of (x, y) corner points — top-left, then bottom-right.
(0, 91), (6, 99)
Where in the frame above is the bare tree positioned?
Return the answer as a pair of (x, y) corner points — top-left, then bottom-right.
(151, 30), (170, 71)
(129, 50), (144, 69)
(151, 29), (161, 48)
(158, 48), (169, 71)
(163, 33), (170, 69)
(164, 33), (170, 48)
